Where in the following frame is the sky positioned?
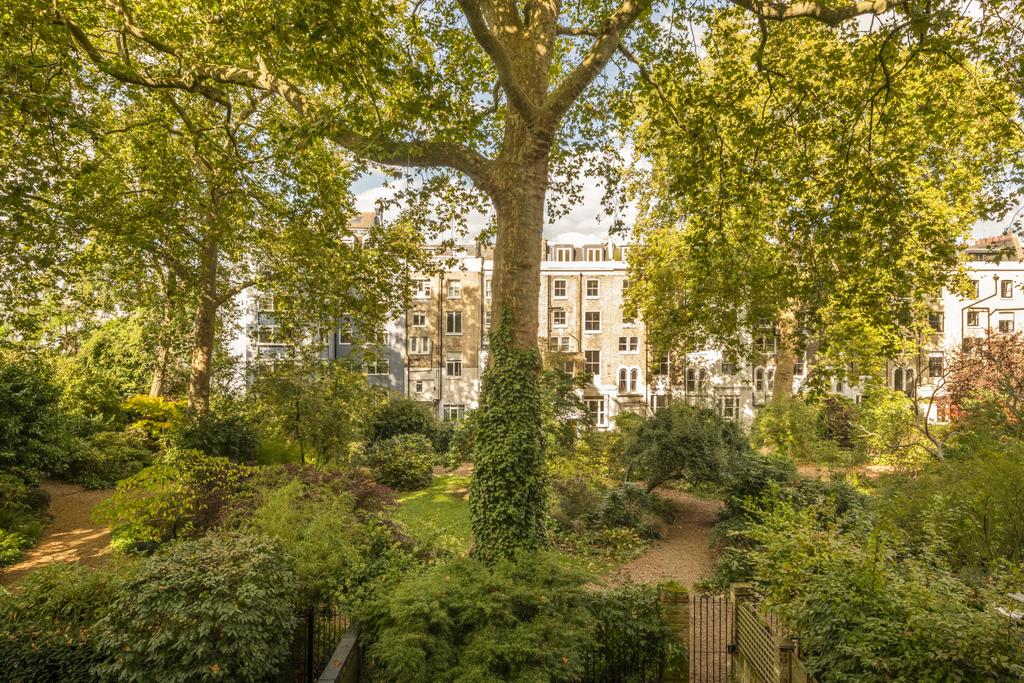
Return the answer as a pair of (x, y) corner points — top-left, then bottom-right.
(351, 172), (1021, 244)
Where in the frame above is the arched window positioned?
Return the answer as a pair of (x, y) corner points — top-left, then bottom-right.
(629, 368), (639, 393)
(618, 368), (628, 393)
(754, 368), (765, 392)
(766, 369), (775, 392)
(893, 368), (904, 391)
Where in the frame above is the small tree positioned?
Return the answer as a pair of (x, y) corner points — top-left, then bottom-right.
(623, 403), (746, 492)
(363, 434), (435, 491)
(365, 397), (445, 450)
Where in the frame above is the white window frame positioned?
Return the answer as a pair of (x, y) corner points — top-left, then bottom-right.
(413, 279), (432, 299)
(410, 337), (431, 355)
(365, 359), (389, 376)
(584, 311), (601, 332)
(618, 336), (639, 353)
(585, 279), (599, 298)
(552, 308), (567, 327)
(967, 310), (980, 327)
(720, 396), (739, 420)
(443, 404), (466, 422)
(585, 398), (607, 426)
(554, 246), (573, 262)
(585, 246), (605, 262)
(485, 278), (492, 300)
(584, 350), (600, 376)
(447, 280), (462, 299)
(446, 358), (463, 377)
(553, 279), (567, 298)
(411, 312), (427, 327)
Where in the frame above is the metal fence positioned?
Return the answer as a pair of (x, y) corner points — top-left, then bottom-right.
(690, 593), (732, 683)
(285, 602), (350, 683)
(578, 648), (665, 682)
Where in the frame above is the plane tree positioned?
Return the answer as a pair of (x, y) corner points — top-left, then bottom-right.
(19, 0), (1023, 558)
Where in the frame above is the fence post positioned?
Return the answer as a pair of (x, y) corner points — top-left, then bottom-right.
(305, 607), (315, 683)
(659, 583), (690, 683)
(776, 635), (794, 683)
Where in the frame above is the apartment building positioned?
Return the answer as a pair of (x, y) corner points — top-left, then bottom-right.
(243, 217), (1024, 427)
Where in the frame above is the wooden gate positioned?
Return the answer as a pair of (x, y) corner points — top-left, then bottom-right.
(689, 593), (732, 683)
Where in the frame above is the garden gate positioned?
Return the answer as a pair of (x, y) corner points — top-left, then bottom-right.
(689, 593), (733, 683)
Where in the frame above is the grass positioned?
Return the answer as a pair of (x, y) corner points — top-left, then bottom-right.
(393, 474), (473, 555)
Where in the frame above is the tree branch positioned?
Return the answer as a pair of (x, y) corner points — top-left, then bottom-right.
(456, 0), (540, 126)
(727, 0), (895, 26)
(54, 10), (498, 189)
(543, 0), (653, 125)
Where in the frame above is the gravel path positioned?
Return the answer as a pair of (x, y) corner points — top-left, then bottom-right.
(1, 481), (114, 586)
(609, 488), (724, 589)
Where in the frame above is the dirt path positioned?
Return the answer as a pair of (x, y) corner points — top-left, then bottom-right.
(1, 481), (114, 586)
(610, 488), (724, 589)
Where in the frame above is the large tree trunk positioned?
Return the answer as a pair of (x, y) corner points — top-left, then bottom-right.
(468, 111), (551, 561)
(771, 308), (798, 403)
(187, 233), (219, 412)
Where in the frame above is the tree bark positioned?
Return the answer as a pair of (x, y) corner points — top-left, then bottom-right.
(187, 232), (219, 412)
(771, 308), (798, 403)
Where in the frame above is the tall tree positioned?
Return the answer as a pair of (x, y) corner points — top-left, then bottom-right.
(626, 14), (1023, 403)
(20, 0), (1024, 558)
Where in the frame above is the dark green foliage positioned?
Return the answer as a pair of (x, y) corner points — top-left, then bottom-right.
(58, 316), (152, 430)
(816, 396), (858, 449)
(0, 563), (127, 682)
(623, 402), (745, 492)
(366, 396), (449, 452)
(363, 433), (435, 491)
(469, 321), (547, 562)
(172, 408), (259, 463)
(66, 430), (153, 489)
(93, 531), (299, 682)
(363, 554), (596, 682)
(0, 472), (50, 566)
(538, 366), (593, 457)
(597, 482), (673, 539)
(750, 506), (1024, 682)
(0, 352), (78, 480)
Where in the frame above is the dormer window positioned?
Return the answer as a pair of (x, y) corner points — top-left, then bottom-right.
(585, 246), (605, 262)
(554, 246), (573, 262)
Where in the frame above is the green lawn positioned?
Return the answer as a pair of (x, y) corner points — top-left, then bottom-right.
(393, 475), (473, 555)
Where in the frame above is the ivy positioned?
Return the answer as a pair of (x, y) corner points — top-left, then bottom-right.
(469, 315), (547, 562)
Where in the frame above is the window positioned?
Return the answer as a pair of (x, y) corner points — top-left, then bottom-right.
(443, 404), (466, 422)
(445, 311), (463, 335)
(904, 369), (916, 397)
(554, 246), (573, 262)
(622, 312), (637, 326)
(755, 335), (778, 353)
(446, 358), (463, 377)
(794, 352), (805, 377)
(1002, 279), (1014, 298)
(928, 354), (944, 378)
(618, 336), (639, 353)
(622, 279), (630, 295)
(617, 368), (628, 393)
(657, 354), (670, 376)
(720, 396), (739, 420)
(412, 312), (427, 327)
(967, 310), (980, 327)
(552, 308), (567, 327)
(584, 311), (601, 332)
(447, 280), (461, 299)
(585, 246), (605, 262)
(413, 279), (432, 299)
(999, 318), (1015, 333)
(586, 280), (599, 297)
(971, 279), (980, 297)
(767, 369), (775, 392)
(485, 278), (492, 300)
(618, 368), (639, 393)
(374, 331), (389, 345)
(414, 380), (424, 393)
(584, 350), (600, 376)
(553, 279), (567, 298)
(755, 368), (765, 392)
(410, 337), (431, 354)
(548, 337), (571, 352)
(721, 360), (737, 375)
(650, 394), (668, 413)
(928, 311), (944, 332)
(893, 367), (904, 392)
(630, 368), (639, 393)
(685, 368), (708, 393)
(585, 398), (606, 426)
(755, 367), (774, 392)
(365, 359), (389, 376)
(561, 359), (575, 374)
(484, 310), (492, 329)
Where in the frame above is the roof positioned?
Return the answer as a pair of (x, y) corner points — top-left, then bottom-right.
(349, 211), (378, 230)
(965, 233), (1023, 259)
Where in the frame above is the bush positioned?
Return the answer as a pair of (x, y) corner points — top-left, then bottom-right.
(363, 554), (598, 682)
(122, 394), (185, 442)
(0, 471), (51, 567)
(366, 396), (448, 452)
(0, 563), (127, 681)
(93, 449), (251, 549)
(597, 482), (673, 539)
(94, 531), (299, 683)
(363, 434), (435, 490)
(172, 408), (260, 463)
(749, 505), (1024, 682)
(66, 431), (153, 489)
(623, 402), (745, 491)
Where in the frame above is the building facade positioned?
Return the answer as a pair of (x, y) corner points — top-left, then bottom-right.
(243, 220), (1024, 427)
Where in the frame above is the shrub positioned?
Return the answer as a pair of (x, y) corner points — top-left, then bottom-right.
(122, 394), (185, 442)
(94, 532), (299, 683)
(623, 402), (745, 491)
(93, 449), (251, 549)
(597, 482), (673, 538)
(363, 434), (435, 490)
(0, 471), (51, 567)
(363, 554), (597, 682)
(816, 396), (858, 448)
(172, 408), (260, 463)
(366, 396), (448, 451)
(0, 563), (127, 681)
(749, 505), (1024, 682)
(66, 431), (153, 489)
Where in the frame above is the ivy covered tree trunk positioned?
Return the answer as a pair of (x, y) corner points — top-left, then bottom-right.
(470, 143), (550, 562)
